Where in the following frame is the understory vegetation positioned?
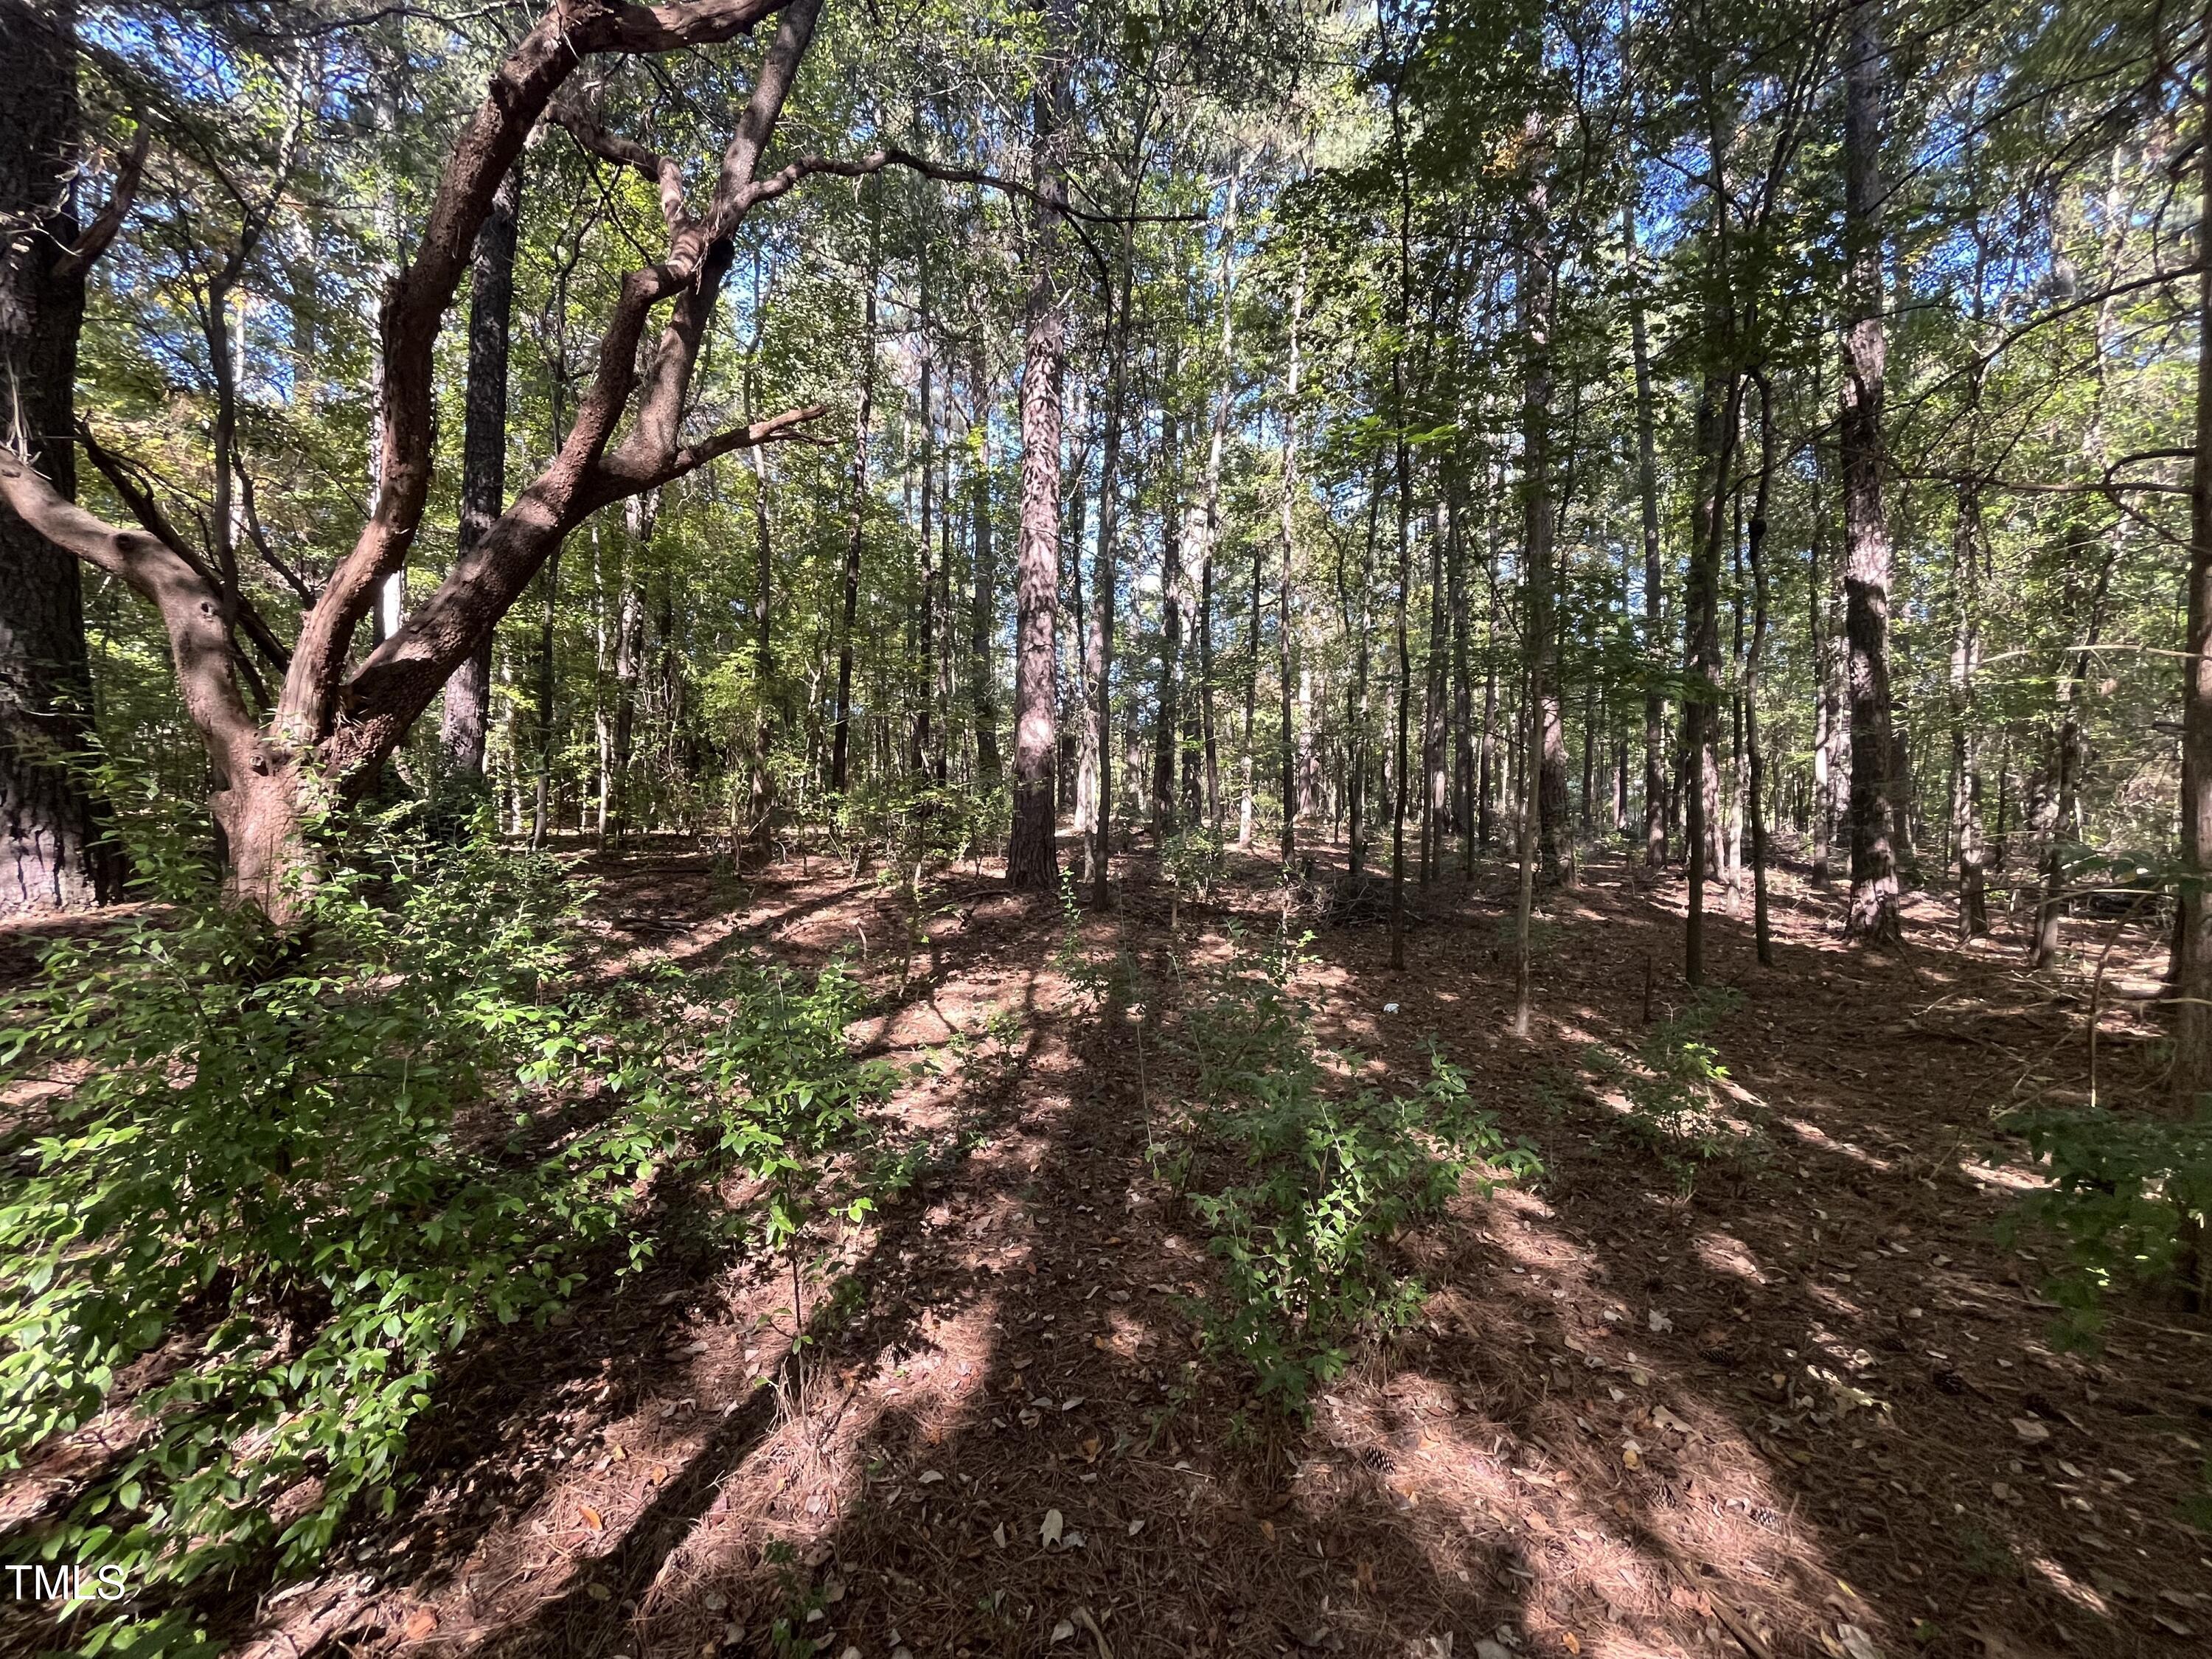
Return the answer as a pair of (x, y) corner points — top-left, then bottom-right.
(0, 785), (889, 1652)
(4, 0), (2212, 1652)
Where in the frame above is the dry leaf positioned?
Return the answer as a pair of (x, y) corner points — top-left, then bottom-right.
(1354, 1559), (1377, 1593)
(402, 1609), (438, 1641)
(1052, 1620), (1077, 1644)
(1042, 1508), (1065, 1546)
(1082, 1435), (1102, 1462)
(1260, 1520), (1276, 1542)
(2010, 1418), (2051, 1444)
(580, 1506), (604, 1531)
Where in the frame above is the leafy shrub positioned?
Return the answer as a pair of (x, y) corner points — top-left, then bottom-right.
(1161, 825), (1225, 912)
(1591, 987), (1752, 1185)
(1175, 931), (1538, 1410)
(2004, 1104), (2212, 1343)
(0, 784), (883, 1652)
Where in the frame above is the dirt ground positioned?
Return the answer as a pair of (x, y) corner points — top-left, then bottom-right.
(26, 834), (2212, 1659)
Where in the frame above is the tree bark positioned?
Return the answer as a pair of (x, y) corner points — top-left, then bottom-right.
(1746, 372), (1775, 965)
(1006, 0), (1071, 891)
(2179, 0), (2212, 1103)
(439, 158), (521, 783)
(1152, 356), (1181, 833)
(1089, 220), (1133, 906)
(1840, 0), (1902, 944)
(0, 0), (119, 913)
(969, 327), (1001, 785)
(1277, 260), (1304, 875)
(832, 195), (880, 797)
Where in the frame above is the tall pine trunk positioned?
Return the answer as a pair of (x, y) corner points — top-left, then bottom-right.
(1840, 0), (1902, 943)
(439, 158), (519, 784)
(0, 1), (118, 912)
(1006, 0), (1071, 891)
(831, 197), (880, 798)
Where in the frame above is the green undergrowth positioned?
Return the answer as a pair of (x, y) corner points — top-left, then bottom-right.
(0, 778), (886, 1654)
(1586, 986), (1760, 1189)
(1165, 926), (1540, 1413)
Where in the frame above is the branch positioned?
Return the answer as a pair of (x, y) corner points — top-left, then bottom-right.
(0, 448), (261, 775)
(549, 97), (692, 232)
(75, 422), (295, 674)
(53, 116), (150, 282)
(580, 400), (827, 510)
(732, 143), (1203, 229)
(232, 456), (316, 608)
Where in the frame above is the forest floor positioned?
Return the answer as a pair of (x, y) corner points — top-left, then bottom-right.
(55, 833), (2212, 1659)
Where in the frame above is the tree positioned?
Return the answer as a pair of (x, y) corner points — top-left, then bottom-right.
(0, 0), (132, 913)
(1007, 0), (1074, 892)
(439, 159), (521, 785)
(1, 0), (831, 922)
(1838, 0), (1902, 944)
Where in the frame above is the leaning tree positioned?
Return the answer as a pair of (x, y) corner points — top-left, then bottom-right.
(0, 0), (851, 922)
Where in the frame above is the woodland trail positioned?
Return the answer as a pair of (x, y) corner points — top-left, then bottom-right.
(215, 841), (2208, 1659)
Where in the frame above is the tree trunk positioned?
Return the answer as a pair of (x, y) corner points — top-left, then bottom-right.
(1089, 221), (1133, 906)
(440, 157), (520, 784)
(1840, 0), (1902, 944)
(969, 328), (1001, 785)
(831, 197), (880, 797)
(1277, 260), (1304, 875)
(0, 0), (118, 913)
(1520, 147), (1565, 887)
(2180, 0), (2212, 1099)
(1624, 196), (1666, 873)
(1152, 352), (1182, 832)
(1746, 372), (1775, 965)
(1006, 0), (1071, 891)
(608, 491), (653, 835)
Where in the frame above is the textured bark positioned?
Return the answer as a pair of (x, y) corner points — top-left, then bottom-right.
(969, 330), (1001, 784)
(1520, 191), (1565, 887)
(1746, 373), (1775, 965)
(1151, 379), (1181, 832)
(2180, 0), (2212, 1101)
(1840, 0), (1901, 944)
(1196, 173), (1240, 835)
(1089, 223), (1133, 905)
(1277, 262), (1304, 874)
(0, 1), (119, 913)
(1006, 0), (1071, 891)
(1625, 201), (1666, 871)
(831, 198), (879, 796)
(440, 159), (521, 780)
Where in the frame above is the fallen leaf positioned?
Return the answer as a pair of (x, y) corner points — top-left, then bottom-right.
(919, 1469), (945, 1484)
(1082, 1435), (1102, 1462)
(1052, 1620), (1077, 1644)
(1562, 1638), (1582, 1657)
(1836, 1624), (1884, 1659)
(1354, 1559), (1377, 1594)
(1260, 1520), (1276, 1542)
(1649, 1310), (1674, 1333)
(2010, 1418), (2051, 1444)
(1042, 1508), (1065, 1546)
(992, 1522), (1006, 1548)
(402, 1609), (438, 1641)
(580, 1506), (604, 1531)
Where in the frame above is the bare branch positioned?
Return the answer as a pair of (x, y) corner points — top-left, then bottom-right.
(53, 116), (151, 282)
(549, 98), (692, 232)
(75, 421), (296, 674)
